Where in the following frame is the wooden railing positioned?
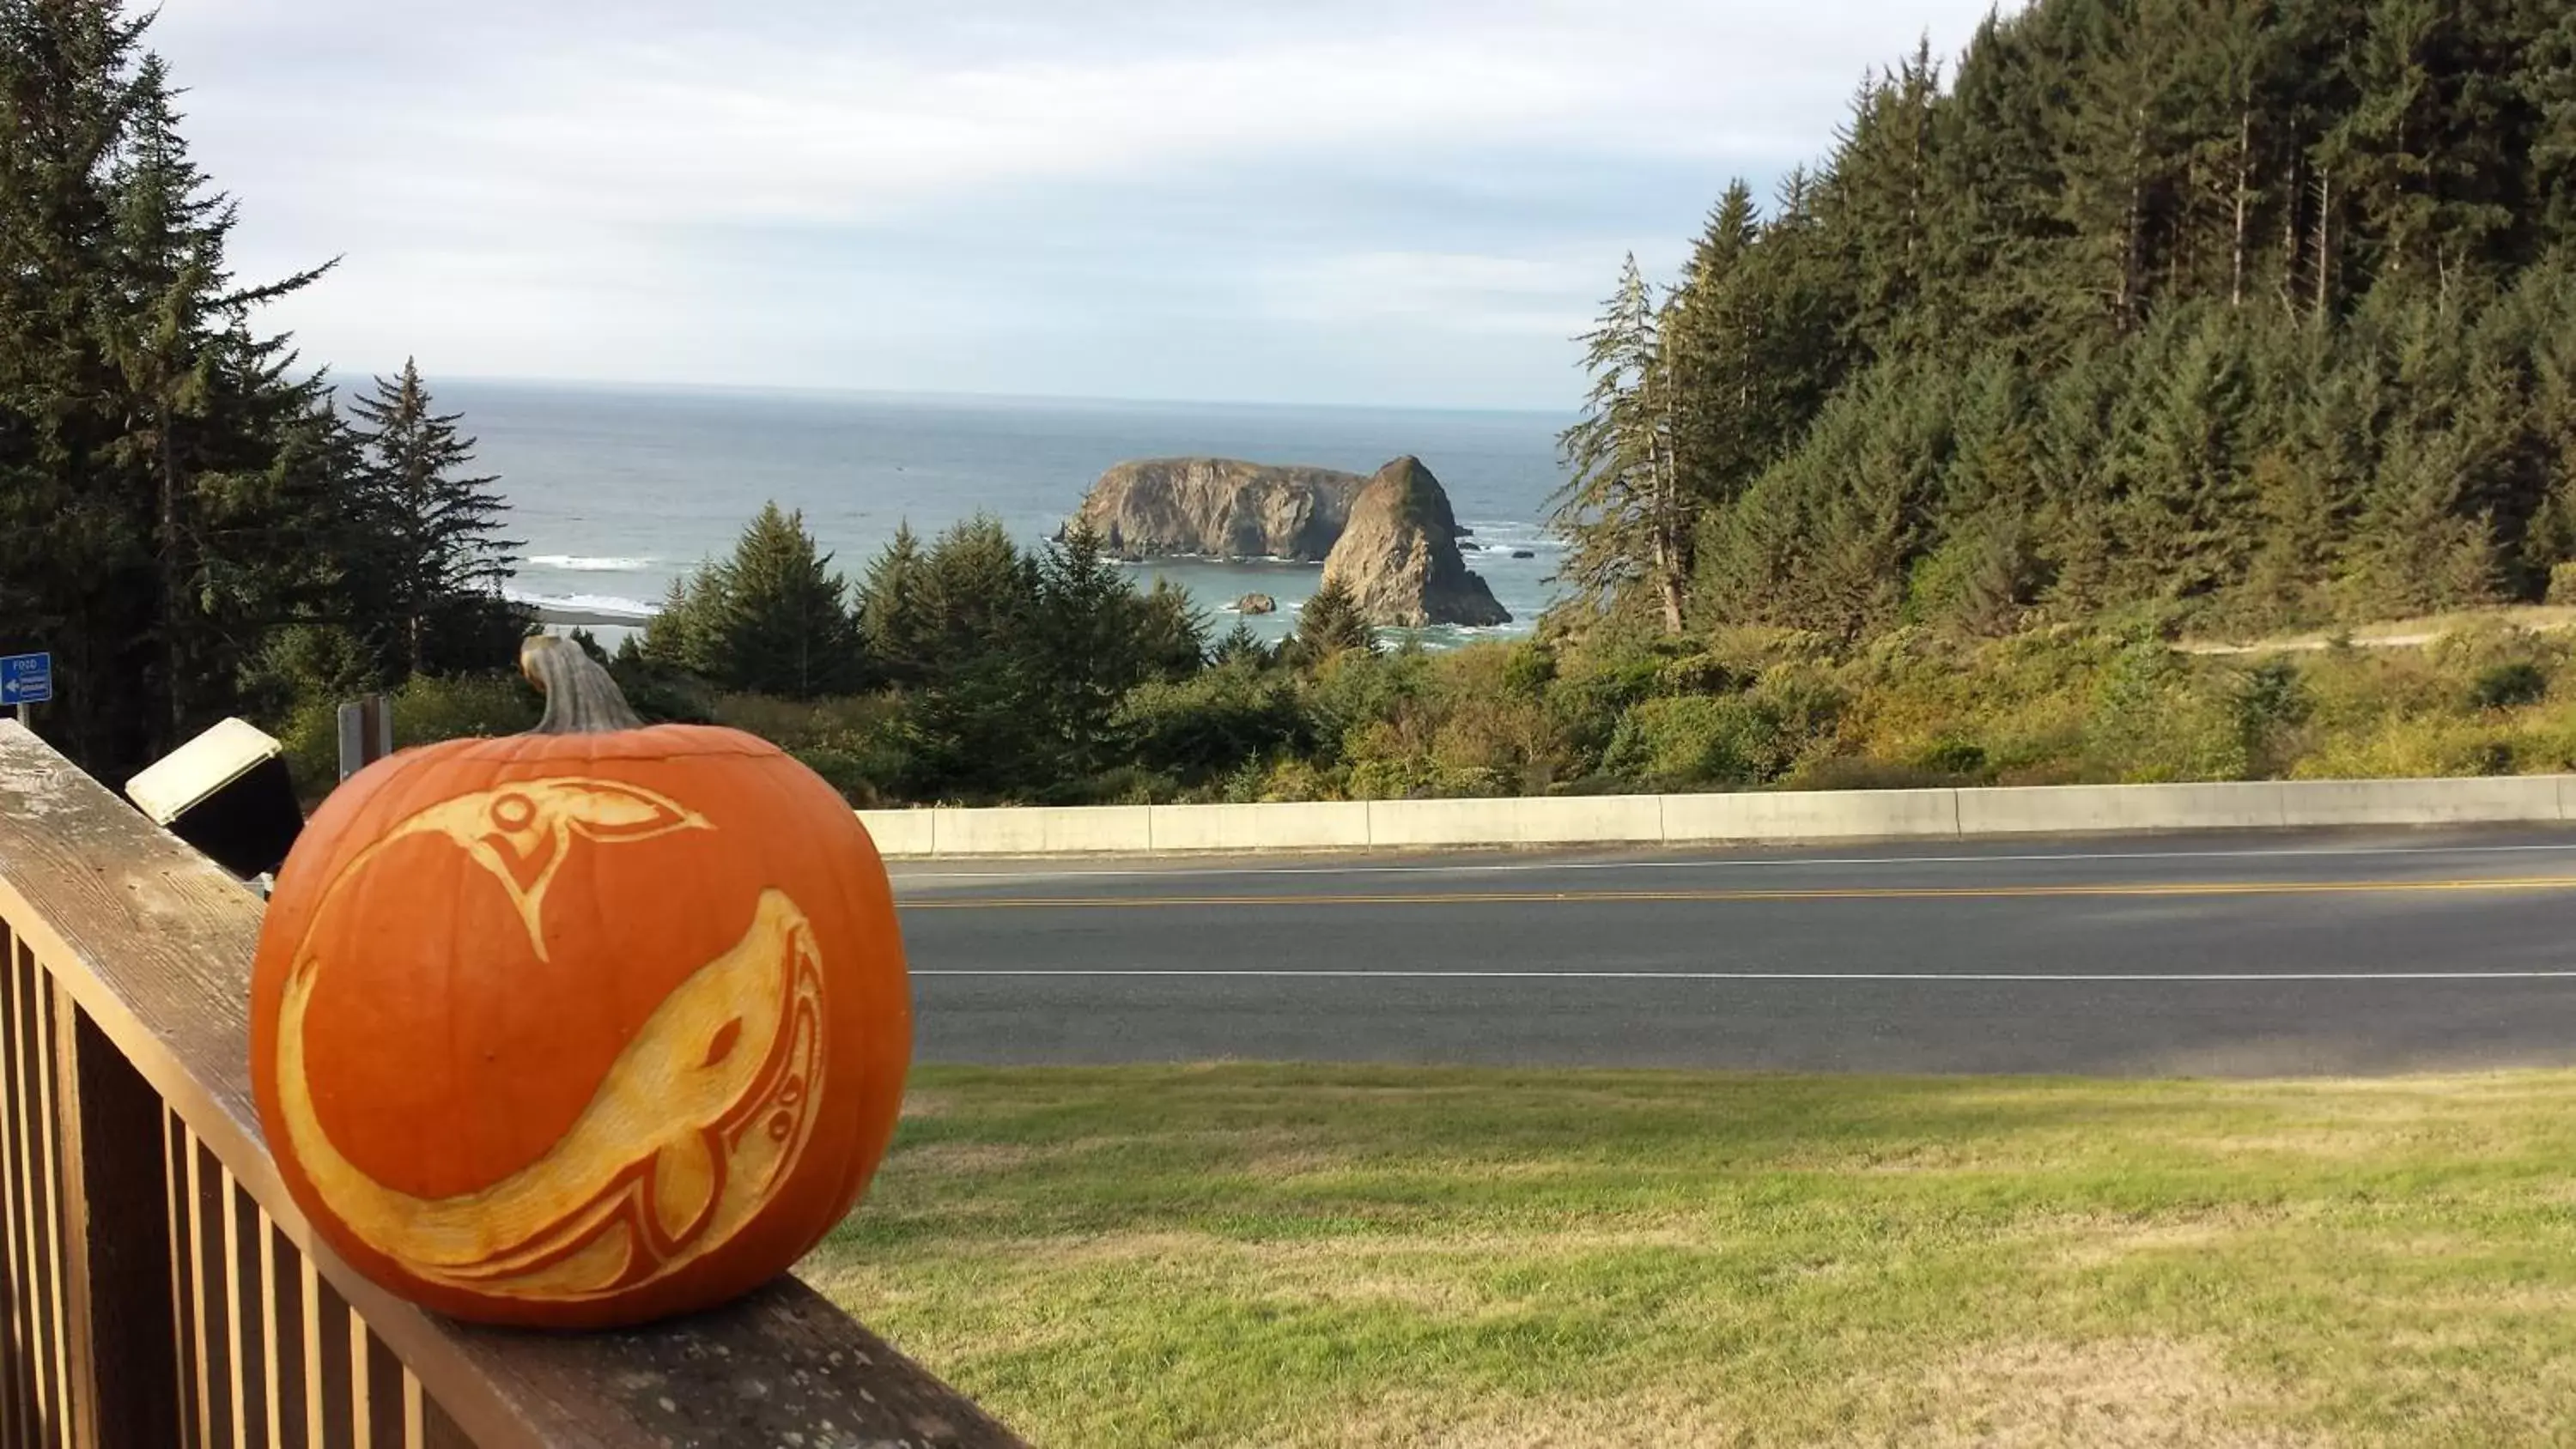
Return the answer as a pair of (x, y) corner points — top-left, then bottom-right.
(0, 721), (1024, 1448)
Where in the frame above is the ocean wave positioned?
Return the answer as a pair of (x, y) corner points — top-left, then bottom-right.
(505, 588), (662, 620)
(525, 554), (659, 572)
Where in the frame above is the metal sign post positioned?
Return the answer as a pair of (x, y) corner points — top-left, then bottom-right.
(0, 652), (52, 724)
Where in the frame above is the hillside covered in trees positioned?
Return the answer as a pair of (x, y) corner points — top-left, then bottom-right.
(1558, 0), (2576, 642)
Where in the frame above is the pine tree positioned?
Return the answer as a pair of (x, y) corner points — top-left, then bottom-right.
(916, 514), (1039, 672)
(1030, 523), (1151, 778)
(1552, 254), (1688, 632)
(1133, 578), (1212, 682)
(1211, 621), (1273, 670)
(1667, 183), (1769, 521)
(1290, 577), (1377, 664)
(854, 522), (933, 687)
(700, 503), (864, 700)
(349, 360), (524, 676)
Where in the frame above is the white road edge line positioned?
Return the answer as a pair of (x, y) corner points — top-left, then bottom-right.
(895, 839), (2576, 886)
(911, 969), (2576, 982)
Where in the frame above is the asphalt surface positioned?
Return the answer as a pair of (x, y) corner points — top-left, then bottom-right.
(890, 826), (2576, 1075)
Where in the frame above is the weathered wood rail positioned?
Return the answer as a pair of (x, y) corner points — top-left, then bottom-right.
(0, 721), (1024, 1448)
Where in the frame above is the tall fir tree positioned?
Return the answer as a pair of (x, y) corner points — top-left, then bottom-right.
(854, 521), (933, 687)
(1552, 254), (1689, 633)
(699, 503), (865, 700)
(348, 359), (525, 676)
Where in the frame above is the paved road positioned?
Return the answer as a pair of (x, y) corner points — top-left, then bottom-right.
(890, 826), (2576, 1075)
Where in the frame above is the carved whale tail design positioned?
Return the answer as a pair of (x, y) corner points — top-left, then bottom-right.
(361, 779), (710, 961)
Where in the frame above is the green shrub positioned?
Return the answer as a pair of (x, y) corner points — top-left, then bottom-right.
(2471, 660), (2549, 710)
(2231, 658), (2312, 775)
(390, 672), (540, 748)
(1500, 640), (1558, 697)
(2549, 561), (2576, 605)
(1602, 695), (1783, 788)
(1120, 668), (1310, 785)
(1911, 739), (1989, 778)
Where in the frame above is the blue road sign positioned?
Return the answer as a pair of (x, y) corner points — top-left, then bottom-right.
(1, 652), (52, 706)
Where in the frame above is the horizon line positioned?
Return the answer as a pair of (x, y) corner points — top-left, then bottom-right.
(315, 370), (1577, 421)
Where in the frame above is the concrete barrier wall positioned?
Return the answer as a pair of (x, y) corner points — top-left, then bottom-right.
(855, 809), (937, 858)
(850, 776), (2576, 858)
(1146, 802), (1371, 852)
(1953, 781), (2288, 836)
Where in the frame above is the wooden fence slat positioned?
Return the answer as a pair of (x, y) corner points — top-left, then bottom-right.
(32, 967), (70, 1440)
(0, 930), (33, 1448)
(191, 1136), (232, 1449)
(364, 1328), (404, 1446)
(9, 944), (58, 1440)
(270, 1221), (308, 1446)
(308, 1257), (357, 1449)
(51, 992), (181, 1447)
(229, 1176), (270, 1446)
(165, 1111), (200, 1448)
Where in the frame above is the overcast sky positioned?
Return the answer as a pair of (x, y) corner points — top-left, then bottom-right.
(150, 1), (2004, 410)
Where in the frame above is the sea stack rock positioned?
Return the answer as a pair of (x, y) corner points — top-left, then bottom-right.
(1069, 458), (1366, 561)
(1321, 458), (1511, 627)
(1234, 593), (1279, 615)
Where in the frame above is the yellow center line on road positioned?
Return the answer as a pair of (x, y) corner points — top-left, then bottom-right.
(899, 875), (2576, 911)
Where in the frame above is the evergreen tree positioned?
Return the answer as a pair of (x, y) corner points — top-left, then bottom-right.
(1552, 254), (1688, 632)
(1029, 524), (1150, 779)
(701, 503), (864, 700)
(1133, 578), (1212, 682)
(854, 522), (933, 687)
(1667, 184), (1768, 518)
(1289, 577), (1377, 664)
(348, 360), (525, 676)
(916, 514), (1039, 672)
(1211, 621), (1274, 670)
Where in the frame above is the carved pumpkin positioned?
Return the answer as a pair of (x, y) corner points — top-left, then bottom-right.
(250, 639), (912, 1329)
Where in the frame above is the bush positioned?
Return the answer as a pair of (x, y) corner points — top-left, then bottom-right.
(1911, 739), (1990, 778)
(1120, 668), (1310, 785)
(2549, 561), (2576, 605)
(2471, 660), (2549, 710)
(1602, 695), (1783, 788)
(390, 672), (541, 748)
(2231, 658), (2312, 775)
(276, 671), (541, 802)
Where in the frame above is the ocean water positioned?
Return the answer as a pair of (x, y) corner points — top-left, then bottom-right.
(437, 381), (1572, 648)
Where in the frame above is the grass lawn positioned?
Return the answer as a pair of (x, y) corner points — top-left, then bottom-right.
(801, 1065), (2576, 1447)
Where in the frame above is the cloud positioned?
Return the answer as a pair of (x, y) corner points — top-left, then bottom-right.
(150, 0), (2008, 407)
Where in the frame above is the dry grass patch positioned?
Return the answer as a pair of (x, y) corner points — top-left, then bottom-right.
(1897, 1339), (2328, 1449)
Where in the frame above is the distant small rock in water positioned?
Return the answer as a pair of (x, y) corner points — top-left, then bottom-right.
(1234, 593), (1279, 615)
(1511, 549), (1536, 560)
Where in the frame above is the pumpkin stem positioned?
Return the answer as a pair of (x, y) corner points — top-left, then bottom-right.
(519, 636), (646, 735)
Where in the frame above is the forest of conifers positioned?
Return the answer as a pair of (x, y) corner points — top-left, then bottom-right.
(1555, 0), (2576, 641)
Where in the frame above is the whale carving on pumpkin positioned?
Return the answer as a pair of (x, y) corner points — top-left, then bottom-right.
(251, 639), (911, 1330)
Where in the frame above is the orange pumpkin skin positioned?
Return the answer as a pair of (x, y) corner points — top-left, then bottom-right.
(250, 722), (911, 1330)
